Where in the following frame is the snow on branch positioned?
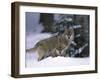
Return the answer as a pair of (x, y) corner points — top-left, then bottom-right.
(75, 34), (81, 38)
(71, 43), (88, 57)
(72, 25), (82, 29)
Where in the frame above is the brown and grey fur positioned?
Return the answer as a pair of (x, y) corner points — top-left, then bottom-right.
(26, 28), (74, 61)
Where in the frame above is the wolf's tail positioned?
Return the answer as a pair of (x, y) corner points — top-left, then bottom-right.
(26, 46), (37, 53)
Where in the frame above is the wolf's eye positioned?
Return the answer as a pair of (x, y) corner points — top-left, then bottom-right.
(67, 31), (72, 38)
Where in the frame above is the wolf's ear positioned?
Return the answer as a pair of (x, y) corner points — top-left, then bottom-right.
(63, 28), (68, 34)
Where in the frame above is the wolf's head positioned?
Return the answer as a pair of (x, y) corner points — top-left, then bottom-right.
(63, 28), (74, 42)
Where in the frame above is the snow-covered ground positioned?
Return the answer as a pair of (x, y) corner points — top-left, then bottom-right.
(25, 33), (90, 68)
(26, 54), (89, 68)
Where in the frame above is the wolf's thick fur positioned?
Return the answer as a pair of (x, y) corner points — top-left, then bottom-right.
(26, 28), (74, 61)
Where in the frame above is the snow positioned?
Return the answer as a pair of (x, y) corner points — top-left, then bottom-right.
(73, 25), (82, 29)
(26, 52), (89, 68)
(75, 34), (81, 38)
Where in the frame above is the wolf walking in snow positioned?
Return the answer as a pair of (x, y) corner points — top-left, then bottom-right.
(26, 28), (74, 61)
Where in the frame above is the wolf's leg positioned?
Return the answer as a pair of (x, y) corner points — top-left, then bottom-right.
(61, 50), (68, 57)
(51, 49), (59, 57)
(43, 51), (51, 59)
(37, 48), (46, 61)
